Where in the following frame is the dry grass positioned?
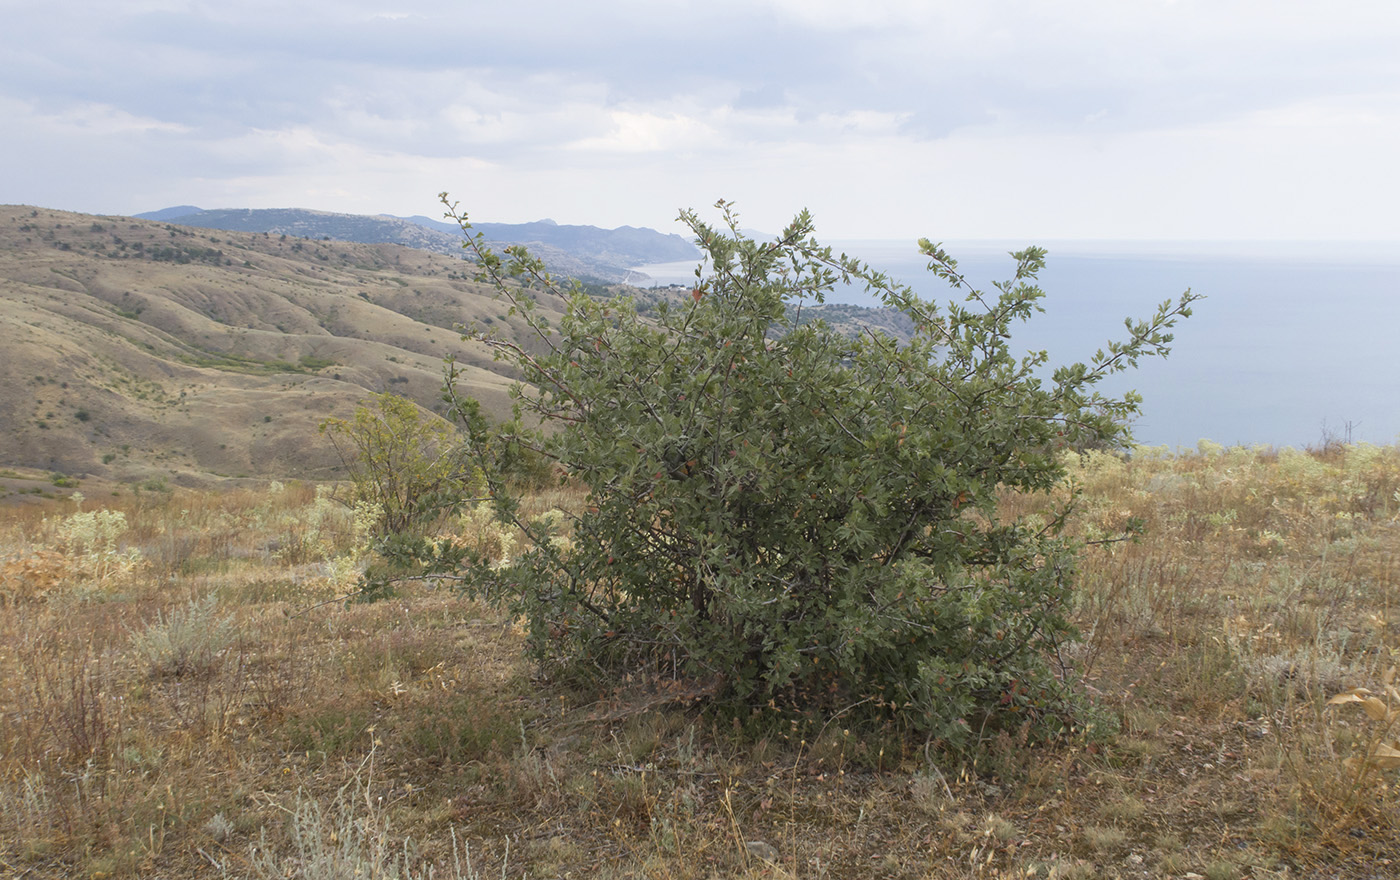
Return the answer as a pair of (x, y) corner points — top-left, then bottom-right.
(1, 443), (1398, 878)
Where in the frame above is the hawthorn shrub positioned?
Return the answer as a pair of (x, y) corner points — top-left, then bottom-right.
(433, 196), (1198, 747)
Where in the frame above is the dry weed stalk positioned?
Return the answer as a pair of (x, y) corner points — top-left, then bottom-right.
(1327, 665), (1400, 818)
(246, 739), (506, 880)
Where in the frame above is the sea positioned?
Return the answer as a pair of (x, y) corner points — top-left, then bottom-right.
(631, 241), (1400, 452)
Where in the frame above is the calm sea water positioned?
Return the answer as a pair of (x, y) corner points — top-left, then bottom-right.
(633, 241), (1400, 451)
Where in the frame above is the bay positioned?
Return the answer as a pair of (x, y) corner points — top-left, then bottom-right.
(632, 241), (1400, 451)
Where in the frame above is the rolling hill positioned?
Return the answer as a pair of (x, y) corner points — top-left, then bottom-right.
(0, 205), (574, 489)
(1, 205), (915, 493)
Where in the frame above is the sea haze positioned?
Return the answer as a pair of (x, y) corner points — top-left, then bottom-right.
(633, 241), (1400, 451)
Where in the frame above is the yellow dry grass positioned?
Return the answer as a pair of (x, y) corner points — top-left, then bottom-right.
(0, 443), (1397, 878)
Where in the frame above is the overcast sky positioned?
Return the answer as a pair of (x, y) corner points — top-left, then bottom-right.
(5, 0), (1400, 240)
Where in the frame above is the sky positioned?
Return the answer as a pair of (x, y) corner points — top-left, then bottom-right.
(5, 0), (1400, 241)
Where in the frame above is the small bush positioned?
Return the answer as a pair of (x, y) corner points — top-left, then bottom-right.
(320, 393), (479, 537)
(52, 508), (141, 583)
(138, 476), (172, 495)
(246, 757), (497, 880)
(128, 595), (235, 678)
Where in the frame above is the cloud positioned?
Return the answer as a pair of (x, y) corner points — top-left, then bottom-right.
(2, 0), (1400, 238)
(567, 111), (718, 154)
(21, 100), (191, 136)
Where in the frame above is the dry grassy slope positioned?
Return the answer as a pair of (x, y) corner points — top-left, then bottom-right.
(0, 205), (570, 486)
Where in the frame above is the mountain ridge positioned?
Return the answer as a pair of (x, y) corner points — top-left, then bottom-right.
(135, 206), (700, 282)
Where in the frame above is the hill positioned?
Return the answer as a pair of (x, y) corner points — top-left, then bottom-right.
(136, 207), (700, 282)
(0, 205), (575, 488)
(1, 206), (918, 491)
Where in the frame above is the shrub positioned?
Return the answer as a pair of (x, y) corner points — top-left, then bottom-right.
(52, 509), (141, 583)
(128, 595), (234, 677)
(434, 196), (1197, 746)
(245, 759), (495, 879)
(320, 393), (479, 537)
(138, 476), (171, 495)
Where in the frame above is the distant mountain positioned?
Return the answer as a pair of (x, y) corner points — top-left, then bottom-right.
(135, 207), (701, 282)
(135, 206), (465, 256)
(137, 205), (205, 221)
(394, 214), (700, 266)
